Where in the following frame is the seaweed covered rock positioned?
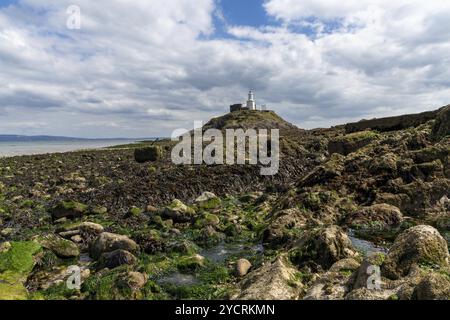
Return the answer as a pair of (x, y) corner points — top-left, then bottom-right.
(431, 105), (450, 141)
(0, 241), (42, 299)
(117, 271), (148, 291)
(50, 201), (88, 220)
(328, 131), (378, 156)
(195, 213), (220, 228)
(232, 256), (300, 300)
(89, 232), (139, 260)
(195, 192), (221, 209)
(99, 249), (137, 269)
(34, 234), (79, 258)
(290, 226), (357, 270)
(413, 272), (450, 300)
(177, 254), (206, 272)
(382, 225), (449, 279)
(346, 204), (403, 231)
(303, 258), (360, 300)
(82, 267), (147, 300)
(262, 208), (307, 248)
(57, 222), (104, 245)
(162, 199), (196, 223)
(134, 230), (165, 254)
(134, 146), (162, 163)
(297, 157), (344, 187)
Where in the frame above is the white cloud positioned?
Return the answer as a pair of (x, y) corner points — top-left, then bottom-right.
(0, 0), (449, 137)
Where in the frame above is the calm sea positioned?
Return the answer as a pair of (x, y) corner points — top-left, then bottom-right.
(0, 139), (138, 158)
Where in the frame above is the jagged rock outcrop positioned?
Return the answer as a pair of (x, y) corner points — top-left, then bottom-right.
(303, 258), (360, 300)
(290, 226), (358, 270)
(345, 108), (442, 133)
(232, 256), (301, 300)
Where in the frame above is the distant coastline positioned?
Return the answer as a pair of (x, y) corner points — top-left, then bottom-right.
(0, 135), (157, 158)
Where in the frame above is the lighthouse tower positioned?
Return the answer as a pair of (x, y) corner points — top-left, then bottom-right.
(246, 90), (256, 110)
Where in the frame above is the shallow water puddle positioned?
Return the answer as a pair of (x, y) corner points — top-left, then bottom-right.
(201, 242), (263, 263)
(347, 229), (388, 255)
(156, 242), (263, 287)
(158, 273), (199, 286)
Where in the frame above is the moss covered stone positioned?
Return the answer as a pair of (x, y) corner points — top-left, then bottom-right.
(51, 201), (88, 220)
(162, 199), (196, 223)
(89, 232), (139, 260)
(382, 225), (449, 280)
(177, 254), (206, 272)
(34, 234), (79, 258)
(128, 206), (144, 217)
(195, 192), (221, 210)
(0, 241), (42, 300)
(195, 213), (220, 228)
(82, 266), (148, 300)
(90, 206), (107, 215)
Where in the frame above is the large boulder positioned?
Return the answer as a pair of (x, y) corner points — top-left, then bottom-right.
(89, 232), (139, 260)
(50, 201), (88, 220)
(99, 249), (137, 269)
(134, 146), (162, 163)
(382, 225), (449, 279)
(290, 226), (357, 270)
(162, 199), (196, 223)
(232, 256), (301, 300)
(34, 234), (79, 258)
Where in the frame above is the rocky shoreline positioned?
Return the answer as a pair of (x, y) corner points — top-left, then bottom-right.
(0, 106), (449, 300)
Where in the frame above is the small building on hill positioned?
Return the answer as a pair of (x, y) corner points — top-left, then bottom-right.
(230, 91), (260, 112)
(230, 103), (247, 112)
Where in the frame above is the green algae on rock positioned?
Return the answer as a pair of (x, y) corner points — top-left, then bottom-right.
(0, 241), (42, 300)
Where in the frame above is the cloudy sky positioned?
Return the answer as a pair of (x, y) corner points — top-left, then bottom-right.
(1, 0), (450, 138)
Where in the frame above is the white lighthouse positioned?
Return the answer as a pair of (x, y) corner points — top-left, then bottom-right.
(246, 90), (256, 110)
